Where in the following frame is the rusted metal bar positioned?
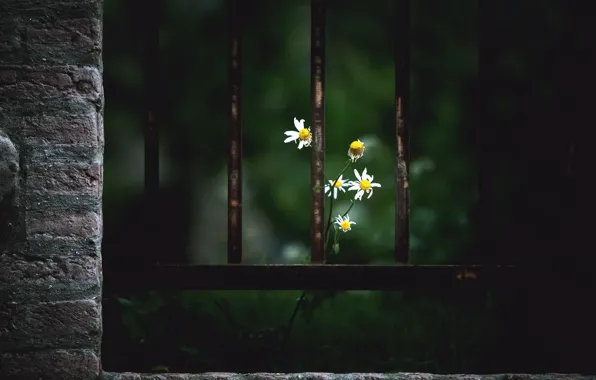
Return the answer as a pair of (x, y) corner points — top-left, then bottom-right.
(394, 0), (411, 264)
(144, 0), (160, 195)
(103, 264), (526, 293)
(144, 0), (161, 264)
(227, 0), (243, 264)
(310, 0), (326, 263)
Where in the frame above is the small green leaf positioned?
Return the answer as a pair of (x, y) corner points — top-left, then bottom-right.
(333, 243), (340, 254)
(312, 185), (321, 191)
(151, 365), (170, 373)
(116, 297), (134, 307)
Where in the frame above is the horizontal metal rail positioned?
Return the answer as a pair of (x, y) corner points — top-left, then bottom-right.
(103, 264), (525, 294)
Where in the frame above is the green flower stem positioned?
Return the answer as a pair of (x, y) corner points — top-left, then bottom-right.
(323, 159), (352, 254)
(279, 291), (306, 350)
(327, 199), (355, 254)
(282, 164), (356, 358)
(342, 199), (355, 218)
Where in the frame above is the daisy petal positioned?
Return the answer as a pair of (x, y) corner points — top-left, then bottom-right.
(354, 169), (361, 181)
(294, 118), (305, 131)
(284, 136), (297, 143)
(284, 131), (297, 136)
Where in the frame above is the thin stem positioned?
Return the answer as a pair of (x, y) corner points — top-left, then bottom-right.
(323, 160), (352, 252)
(324, 223), (334, 251)
(333, 225), (340, 246)
(280, 291), (306, 349)
(283, 164), (353, 355)
(342, 199), (355, 217)
(327, 200), (355, 252)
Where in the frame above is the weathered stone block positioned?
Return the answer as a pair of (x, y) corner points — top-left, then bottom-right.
(0, 131), (19, 204)
(102, 374), (209, 380)
(0, 94), (99, 135)
(0, 349), (100, 380)
(0, 70), (18, 84)
(21, 112), (100, 146)
(0, 0), (102, 66)
(0, 299), (101, 351)
(0, 67), (102, 102)
(0, 129), (21, 245)
(26, 163), (101, 194)
(0, 252), (100, 302)
(26, 210), (101, 238)
(26, 144), (99, 165)
(100, 375), (596, 380)
(9, 236), (101, 258)
(26, 194), (101, 213)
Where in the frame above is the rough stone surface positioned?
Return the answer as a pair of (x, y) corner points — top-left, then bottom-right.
(5, 236), (101, 258)
(27, 162), (101, 194)
(100, 374), (596, 380)
(0, 131), (19, 204)
(0, 252), (101, 303)
(0, 66), (102, 106)
(0, 349), (100, 380)
(25, 210), (101, 238)
(0, 0), (103, 378)
(0, 299), (101, 351)
(0, 0), (102, 67)
(25, 193), (101, 212)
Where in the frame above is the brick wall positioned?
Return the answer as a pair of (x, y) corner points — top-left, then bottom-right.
(0, 0), (104, 379)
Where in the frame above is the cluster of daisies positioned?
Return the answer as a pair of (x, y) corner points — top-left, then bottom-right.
(284, 117), (381, 238)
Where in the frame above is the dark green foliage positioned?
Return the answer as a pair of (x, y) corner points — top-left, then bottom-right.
(104, 290), (508, 373)
(100, 0), (590, 375)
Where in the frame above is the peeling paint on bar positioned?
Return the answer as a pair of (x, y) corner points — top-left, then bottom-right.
(227, 0), (243, 264)
(310, 0), (326, 264)
(394, 0), (411, 264)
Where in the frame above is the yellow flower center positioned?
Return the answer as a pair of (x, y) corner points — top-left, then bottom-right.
(340, 220), (351, 231)
(298, 128), (310, 140)
(334, 180), (343, 188)
(359, 179), (371, 191)
(349, 140), (364, 154)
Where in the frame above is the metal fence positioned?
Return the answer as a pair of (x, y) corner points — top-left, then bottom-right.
(104, 0), (518, 294)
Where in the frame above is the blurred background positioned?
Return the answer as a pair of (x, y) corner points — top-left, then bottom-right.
(101, 0), (478, 267)
(101, 0), (593, 375)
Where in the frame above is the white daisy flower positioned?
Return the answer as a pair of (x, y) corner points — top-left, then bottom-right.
(335, 214), (356, 232)
(324, 174), (350, 199)
(347, 139), (365, 162)
(284, 117), (312, 149)
(347, 167), (381, 200)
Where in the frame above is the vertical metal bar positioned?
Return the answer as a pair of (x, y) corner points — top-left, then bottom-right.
(476, 0), (491, 263)
(477, 0), (498, 263)
(145, 0), (160, 195)
(310, 0), (326, 264)
(394, 0), (411, 264)
(145, 0), (160, 262)
(228, 0), (243, 264)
